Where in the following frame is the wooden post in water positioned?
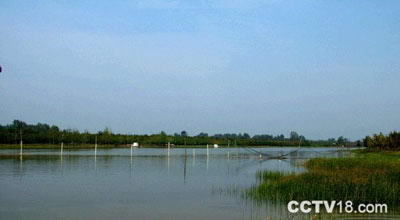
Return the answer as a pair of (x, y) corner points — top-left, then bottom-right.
(60, 134), (64, 168)
(20, 140), (23, 159)
(183, 149), (187, 183)
(206, 144), (209, 171)
(94, 135), (98, 168)
(61, 142), (64, 156)
(131, 144), (133, 157)
(192, 148), (195, 166)
(60, 141), (64, 169)
(60, 134), (64, 157)
(130, 143), (133, 168)
(167, 146), (170, 174)
(95, 135), (98, 157)
(167, 142), (170, 157)
(19, 130), (23, 159)
(227, 139), (230, 159)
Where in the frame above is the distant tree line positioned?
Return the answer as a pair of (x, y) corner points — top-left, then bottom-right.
(0, 120), (353, 147)
(363, 131), (400, 150)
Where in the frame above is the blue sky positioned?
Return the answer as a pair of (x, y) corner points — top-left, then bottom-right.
(0, 0), (399, 140)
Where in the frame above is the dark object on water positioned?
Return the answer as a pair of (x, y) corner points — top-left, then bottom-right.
(0, 65), (2, 73)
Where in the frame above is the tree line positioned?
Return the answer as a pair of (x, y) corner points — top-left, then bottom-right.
(363, 131), (400, 150)
(0, 120), (353, 147)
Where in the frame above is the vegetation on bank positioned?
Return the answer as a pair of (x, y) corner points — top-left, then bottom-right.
(0, 120), (356, 147)
(363, 131), (400, 150)
(246, 151), (400, 206)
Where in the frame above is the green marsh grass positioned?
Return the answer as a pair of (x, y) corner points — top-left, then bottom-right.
(246, 151), (400, 206)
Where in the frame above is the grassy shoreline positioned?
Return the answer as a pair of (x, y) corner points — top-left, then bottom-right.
(246, 150), (400, 206)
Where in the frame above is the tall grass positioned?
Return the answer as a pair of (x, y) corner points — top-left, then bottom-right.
(246, 152), (400, 206)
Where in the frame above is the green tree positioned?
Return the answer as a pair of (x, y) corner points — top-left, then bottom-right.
(290, 131), (300, 141)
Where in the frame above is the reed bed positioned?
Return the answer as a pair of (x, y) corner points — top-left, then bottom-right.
(246, 152), (400, 206)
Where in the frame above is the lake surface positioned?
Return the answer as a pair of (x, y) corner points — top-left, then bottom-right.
(0, 147), (358, 219)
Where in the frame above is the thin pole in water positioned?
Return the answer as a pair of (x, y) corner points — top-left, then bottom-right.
(183, 149), (187, 183)
(19, 129), (23, 159)
(130, 143), (133, 169)
(167, 154), (170, 174)
(192, 148), (195, 166)
(95, 135), (97, 157)
(60, 134), (64, 169)
(298, 137), (302, 148)
(60, 141), (64, 171)
(167, 142), (170, 157)
(20, 140), (23, 159)
(206, 144), (209, 171)
(94, 135), (97, 168)
(61, 142), (63, 156)
(227, 139), (230, 159)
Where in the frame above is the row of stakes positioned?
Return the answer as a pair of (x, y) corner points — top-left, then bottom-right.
(18, 138), (242, 160)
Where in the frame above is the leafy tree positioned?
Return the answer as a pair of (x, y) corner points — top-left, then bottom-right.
(363, 131), (400, 150)
(180, 131), (188, 137)
(388, 132), (400, 148)
(196, 132), (208, 138)
(290, 131), (300, 141)
(337, 136), (349, 146)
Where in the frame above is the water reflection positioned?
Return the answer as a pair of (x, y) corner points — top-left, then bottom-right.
(0, 147), (360, 219)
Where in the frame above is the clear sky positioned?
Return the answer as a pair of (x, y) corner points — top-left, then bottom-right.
(0, 0), (399, 140)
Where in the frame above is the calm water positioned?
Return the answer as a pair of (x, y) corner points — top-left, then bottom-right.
(0, 147), (353, 219)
